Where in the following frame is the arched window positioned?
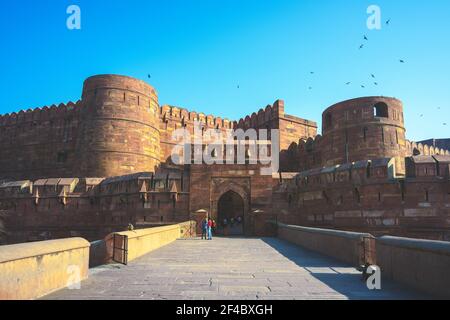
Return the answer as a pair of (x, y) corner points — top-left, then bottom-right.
(374, 102), (389, 118)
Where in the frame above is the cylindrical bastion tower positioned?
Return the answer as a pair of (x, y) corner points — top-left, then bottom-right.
(320, 96), (407, 172)
(77, 75), (161, 177)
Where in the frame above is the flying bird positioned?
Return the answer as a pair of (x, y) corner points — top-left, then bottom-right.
(147, 74), (151, 78)
(386, 19), (391, 25)
(399, 59), (405, 63)
(420, 114), (424, 117)
(237, 85), (240, 89)
(345, 82), (351, 85)
(359, 44), (364, 49)
(371, 74), (376, 78)
(444, 123), (447, 126)
(361, 85), (365, 88)
(308, 86), (313, 90)
(364, 35), (368, 41)
(310, 71), (315, 74)
(374, 82), (378, 86)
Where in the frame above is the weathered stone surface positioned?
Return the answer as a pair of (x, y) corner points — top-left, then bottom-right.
(43, 237), (424, 300)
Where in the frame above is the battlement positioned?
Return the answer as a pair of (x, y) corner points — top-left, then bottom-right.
(160, 105), (233, 129)
(297, 135), (321, 150)
(235, 100), (286, 129)
(295, 157), (398, 188)
(295, 155), (450, 188)
(0, 169), (186, 199)
(406, 140), (450, 157)
(159, 100), (309, 131)
(0, 101), (82, 126)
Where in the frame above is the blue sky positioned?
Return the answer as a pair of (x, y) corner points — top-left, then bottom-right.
(0, 0), (449, 140)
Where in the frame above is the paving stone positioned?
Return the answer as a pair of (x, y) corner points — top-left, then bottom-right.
(43, 237), (426, 300)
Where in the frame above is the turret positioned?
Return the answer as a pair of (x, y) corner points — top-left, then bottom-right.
(77, 75), (161, 177)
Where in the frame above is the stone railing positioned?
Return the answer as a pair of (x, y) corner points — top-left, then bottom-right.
(376, 236), (450, 298)
(274, 222), (450, 298)
(275, 222), (374, 267)
(0, 238), (90, 300)
(90, 221), (197, 267)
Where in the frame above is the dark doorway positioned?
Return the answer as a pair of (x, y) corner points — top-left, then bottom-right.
(217, 191), (245, 236)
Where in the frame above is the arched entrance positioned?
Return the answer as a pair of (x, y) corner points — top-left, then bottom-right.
(217, 190), (245, 236)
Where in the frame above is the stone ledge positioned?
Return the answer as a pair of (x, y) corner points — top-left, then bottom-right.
(278, 223), (373, 240)
(0, 238), (90, 300)
(0, 238), (90, 264)
(377, 236), (450, 256)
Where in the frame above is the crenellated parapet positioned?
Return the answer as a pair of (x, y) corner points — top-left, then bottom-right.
(0, 100), (85, 181)
(160, 105), (233, 129)
(295, 157), (400, 189)
(406, 140), (450, 157)
(295, 155), (450, 188)
(0, 101), (82, 127)
(235, 100), (286, 130)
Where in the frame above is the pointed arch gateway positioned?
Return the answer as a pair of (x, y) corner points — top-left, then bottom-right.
(211, 181), (250, 236)
(218, 190), (245, 236)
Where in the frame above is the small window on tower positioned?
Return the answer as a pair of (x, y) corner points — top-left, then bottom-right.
(374, 102), (389, 118)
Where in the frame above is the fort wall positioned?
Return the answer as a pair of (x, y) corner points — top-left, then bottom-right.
(159, 104), (233, 162)
(273, 155), (450, 241)
(234, 100), (317, 171)
(234, 100), (317, 149)
(0, 101), (82, 180)
(0, 169), (190, 244)
(0, 74), (449, 241)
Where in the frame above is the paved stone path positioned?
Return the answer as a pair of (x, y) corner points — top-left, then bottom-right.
(45, 237), (425, 300)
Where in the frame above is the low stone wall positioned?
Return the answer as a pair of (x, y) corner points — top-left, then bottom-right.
(90, 221), (196, 267)
(376, 236), (450, 298)
(0, 238), (90, 300)
(277, 223), (374, 267)
(111, 224), (181, 263)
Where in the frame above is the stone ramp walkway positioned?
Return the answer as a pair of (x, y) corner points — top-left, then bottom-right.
(44, 237), (425, 300)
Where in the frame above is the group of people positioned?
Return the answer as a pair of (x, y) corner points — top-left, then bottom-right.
(201, 217), (216, 240)
(201, 216), (244, 239)
(221, 216), (242, 228)
(221, 216), (243, 236)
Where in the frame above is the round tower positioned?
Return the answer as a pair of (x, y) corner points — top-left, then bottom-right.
(320, 96), (407, 172)
(77, 75), (161, 177)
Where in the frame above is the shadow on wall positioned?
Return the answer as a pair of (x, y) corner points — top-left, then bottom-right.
(261, 238), (426, 300)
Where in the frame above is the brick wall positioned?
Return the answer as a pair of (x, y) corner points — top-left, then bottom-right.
(273, 156), (450, 241)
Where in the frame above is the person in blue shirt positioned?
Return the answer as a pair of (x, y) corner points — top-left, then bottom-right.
(201, 218), (208, 240)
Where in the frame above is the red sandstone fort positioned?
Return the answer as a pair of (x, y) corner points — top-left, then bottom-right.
(0, 74), (449, 244)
